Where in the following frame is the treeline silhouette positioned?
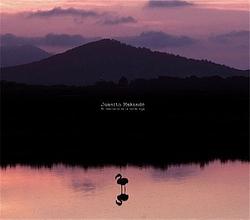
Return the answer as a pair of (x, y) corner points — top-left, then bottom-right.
(1, 76), (249, 167)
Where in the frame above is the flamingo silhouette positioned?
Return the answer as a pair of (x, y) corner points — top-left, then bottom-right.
(116, 193), (129, 206)
(115, 173), (129, 206)
(115, 173), (128, 193)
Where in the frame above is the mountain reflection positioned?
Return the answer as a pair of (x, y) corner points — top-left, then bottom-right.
(151, 165), (197, 181)
(71, 179), (96, 192)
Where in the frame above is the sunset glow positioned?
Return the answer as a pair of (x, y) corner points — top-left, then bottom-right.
(1, 0), (249, 13)
(0, 0), (249, 68)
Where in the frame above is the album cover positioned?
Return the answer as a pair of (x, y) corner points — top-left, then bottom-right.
(0, 0), (249, 219)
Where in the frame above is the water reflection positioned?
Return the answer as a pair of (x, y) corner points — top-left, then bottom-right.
(71, 178), (96, 192)
(1, 161), (249, 219)
(115, 173), (129, 206)
(151, 165), (197, 181)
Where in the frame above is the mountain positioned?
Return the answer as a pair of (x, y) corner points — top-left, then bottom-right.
(0, 39), (247, 85)
(0, 45), (51, 67)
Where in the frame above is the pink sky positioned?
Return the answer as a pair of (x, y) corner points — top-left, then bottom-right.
(0, 0), (249, 69)
(0, 0), (249, 37)
(1, 0), (249, 12)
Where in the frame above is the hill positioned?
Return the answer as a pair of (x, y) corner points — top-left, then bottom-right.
(0, 45), (51, 67)
(0, 39), (247, 85)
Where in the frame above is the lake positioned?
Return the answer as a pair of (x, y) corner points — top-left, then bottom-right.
(1, 161), (249, 219)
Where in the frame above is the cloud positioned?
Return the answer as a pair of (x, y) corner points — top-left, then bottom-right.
(0, 32), (196, 49)
(117, 31), (197, 48)
(0, 33), (28, 46)
(210, 30), (249, 44)
(0, 33), (98, 47)
(103, 16), (137, 25)
(148, 0), (194, 8)
(26, 7), (137, 26)
(42, 33), (87, 46)
(28, 7), (99, 18)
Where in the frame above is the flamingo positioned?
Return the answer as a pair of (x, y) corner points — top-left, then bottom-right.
(115, 173), (128, 193)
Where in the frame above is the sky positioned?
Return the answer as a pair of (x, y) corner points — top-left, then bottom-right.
(0, 0), (249, 69)
(1, 0), (249, 12)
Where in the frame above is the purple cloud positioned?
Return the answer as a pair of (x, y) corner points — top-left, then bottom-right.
(117, 31), (197, 48)
(148, 0), (194, 8)
(103, 16), (137, 25)
(27, 7), (137, 26)
(28, 7), (99, 18)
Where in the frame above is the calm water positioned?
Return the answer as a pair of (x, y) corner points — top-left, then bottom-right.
(1, 161), (249, 219)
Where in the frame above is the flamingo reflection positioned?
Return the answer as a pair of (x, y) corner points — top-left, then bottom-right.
(116, 193), (129, 206)
(115, 173), (128, 192)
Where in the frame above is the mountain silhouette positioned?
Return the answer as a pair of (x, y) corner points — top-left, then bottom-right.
(0, 45), (51, 67)
(0, 39), (247, 85)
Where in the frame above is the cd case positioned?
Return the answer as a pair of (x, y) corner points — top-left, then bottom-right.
(1, 1), (249, 219)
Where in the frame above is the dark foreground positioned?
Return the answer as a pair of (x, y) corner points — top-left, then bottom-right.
(1, 76), (249, 167)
